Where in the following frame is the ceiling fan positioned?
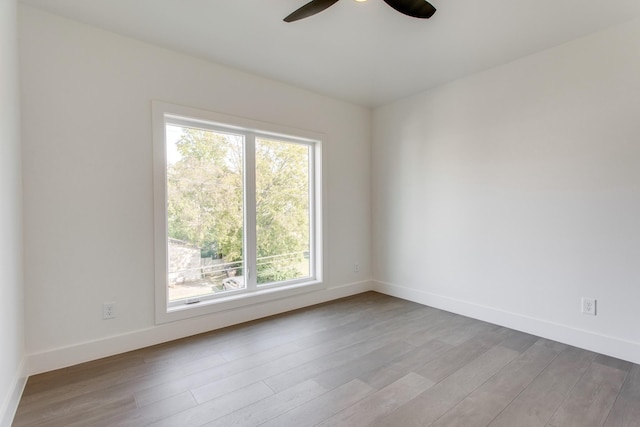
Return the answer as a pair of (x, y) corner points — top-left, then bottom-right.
(284, 0), (437, 22)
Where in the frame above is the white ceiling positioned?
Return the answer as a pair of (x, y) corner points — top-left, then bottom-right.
(20, 0), (640, 107)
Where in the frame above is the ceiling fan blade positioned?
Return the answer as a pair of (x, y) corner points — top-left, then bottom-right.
(382, 0), (436, 18)
(284, 0), (341, 22)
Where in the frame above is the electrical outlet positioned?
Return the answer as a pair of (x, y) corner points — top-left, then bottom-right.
(354, 263), (360, 273)
(581, 297), (597, 316)
(103, 302), (116, 320)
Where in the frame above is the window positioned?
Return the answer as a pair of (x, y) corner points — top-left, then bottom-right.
(153, 102), (324, 322)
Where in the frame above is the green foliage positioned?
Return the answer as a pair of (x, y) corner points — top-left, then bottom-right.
(167, 128), (310, 283)
(255, 138), (310, 282)
(167, 128), (244, 262)
(257, 264), (301, 284)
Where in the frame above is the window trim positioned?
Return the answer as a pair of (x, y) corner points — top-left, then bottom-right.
(152, 101), (326, 324)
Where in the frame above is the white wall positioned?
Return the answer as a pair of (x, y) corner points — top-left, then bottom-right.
(19, 5), (372, 374)
(0, 0), (26, 425)
(373, 18), (640, 363)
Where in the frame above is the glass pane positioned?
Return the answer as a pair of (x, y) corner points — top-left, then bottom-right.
(166, 124), (245, 302)
(255, 138), (311, 285)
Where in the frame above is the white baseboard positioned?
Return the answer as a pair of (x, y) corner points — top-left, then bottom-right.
(27, 280), (374, 375)
(373, 280), (640, 365)
(0, 359), (27, 427)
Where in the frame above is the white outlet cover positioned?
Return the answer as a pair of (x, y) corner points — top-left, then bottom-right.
(581, 298), (597, 316)
(103, 302), (116, 319)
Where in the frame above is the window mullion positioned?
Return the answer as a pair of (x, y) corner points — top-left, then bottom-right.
(244, 133), (258, 290)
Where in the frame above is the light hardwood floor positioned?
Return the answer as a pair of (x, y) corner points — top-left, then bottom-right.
(13, 292), (640, 426)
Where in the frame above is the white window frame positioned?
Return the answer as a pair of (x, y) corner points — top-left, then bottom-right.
(152, 101), (326, 324)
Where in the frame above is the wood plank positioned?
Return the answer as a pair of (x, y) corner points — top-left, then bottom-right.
(21, 353), (147, 400)
(254, 303), (433, 395)
(313, 341), (416, 390)
(432, 339), (566, 427)
(489, 345), (596, 427)
(189, 336), (410, 405)
(318, 372), (434, 427)
(215, 297), (404, 361)
(135, 303), (420, 407)
(594, 353), (634, 373)
(260, 379), (375, 427)
(262, 331), (412, 393)
(435, 319), (501, 346)
(358, 339), (452, 389)
(604, 364), (640, 427)
(202, 379), (327, 427)
(498, 331), (540, 353)
(372, 344), (520, 427)
(548, 359), (628, 427)
(13, 383), (138, 427)
(14, 396), (137, 427)
(132, 341), (301, 407)
(16, 349), (226, 415)
(414, 327), (512, 383)
(72, 391), (197, 427)
(402, 312), (470, 347)
(148, 381), (274, 427)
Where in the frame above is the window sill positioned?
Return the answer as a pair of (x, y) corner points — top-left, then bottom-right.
(156, 280), (325, 324)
